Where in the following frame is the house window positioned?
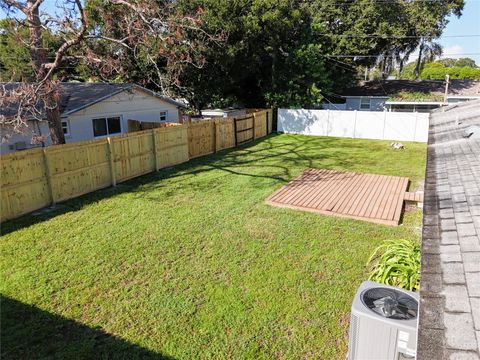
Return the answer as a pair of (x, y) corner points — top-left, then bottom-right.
(160, 111), (168, 122)
(360, 98), (371, 110)
(92, 116), (122, 137)
(61, 120), (70, 136)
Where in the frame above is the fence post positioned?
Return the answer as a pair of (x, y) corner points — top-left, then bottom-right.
(213, 120), (217, 153)
(187, 121), (193, 159)
(107, 137), (117, 186)
(326, 109), (330, 136)
(353, 110), (358, 138)
(265, 109), (270, 136)
(382, 110), (387, 140)
(252, 113), (257, 140)
(42, 148), (55, 205)
(152, 129), (159, 171)
(413, 112), (419, 142)
(233, 117), (238, 147)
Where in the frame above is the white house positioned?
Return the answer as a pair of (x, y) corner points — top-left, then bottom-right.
(1, 82), (186, 154)
(200, 108), (247, 119)
(323, 80), (480, 112)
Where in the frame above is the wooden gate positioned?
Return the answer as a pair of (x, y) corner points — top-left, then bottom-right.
(234, 115), (255, 146)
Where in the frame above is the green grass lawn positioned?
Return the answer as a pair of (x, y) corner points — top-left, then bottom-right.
(1, 134), (426, 360)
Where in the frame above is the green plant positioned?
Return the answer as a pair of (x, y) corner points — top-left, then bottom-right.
(367, 238), (421, 291)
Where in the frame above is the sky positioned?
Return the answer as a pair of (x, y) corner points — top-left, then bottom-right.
(1, 0), (479, 65)
(436, 0), (480, 65)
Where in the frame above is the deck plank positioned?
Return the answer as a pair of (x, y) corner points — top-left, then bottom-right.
(367, 175), (392, 219)
(289, 169), (334, 207)
(302, 171), (346, 208)
(345, 173), (375, 216)
(316, 174), (352, 208)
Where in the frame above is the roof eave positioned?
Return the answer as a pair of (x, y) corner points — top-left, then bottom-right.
(343, 95), (390, 99)
(385, 101), (443, 105)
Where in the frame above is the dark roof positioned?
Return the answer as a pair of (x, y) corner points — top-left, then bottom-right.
(0, 82), (185, 119)
(417, 100), (480, 359)
(340, 80), (480, 97)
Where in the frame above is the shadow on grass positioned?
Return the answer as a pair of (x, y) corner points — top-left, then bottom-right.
(1, 295), (175, 360)
(1, 133), (376, 235)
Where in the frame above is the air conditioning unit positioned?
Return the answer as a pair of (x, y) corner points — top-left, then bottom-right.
(348, 281), (419, 360)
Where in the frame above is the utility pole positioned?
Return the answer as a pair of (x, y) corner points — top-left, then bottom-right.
(443, 74), (450, 105)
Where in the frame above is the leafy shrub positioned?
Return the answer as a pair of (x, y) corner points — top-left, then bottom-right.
(421, 64), (480, 80)
(367, 239), (421, 291)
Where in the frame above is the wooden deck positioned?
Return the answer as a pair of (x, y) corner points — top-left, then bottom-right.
(404, 191), (424, 203)
(266, 169), (412, 226)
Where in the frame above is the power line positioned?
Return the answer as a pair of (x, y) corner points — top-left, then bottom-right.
(318, 34), (480, 39)
(323, 53), (480, 58)
(323, 0), (480, 5)
(325, 57), (357, 72)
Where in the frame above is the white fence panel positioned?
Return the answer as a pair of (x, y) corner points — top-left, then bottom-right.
(414, 113), (430, 142)
(328, 110), (355, 138)
(278, 109), (429, 143)
(355, 111), (385, 140)
(278, 109), (329, 136)
(384, 112), (416, 142)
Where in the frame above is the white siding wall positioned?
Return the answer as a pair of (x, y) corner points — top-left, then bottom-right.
(1, 88), (181, 154)
(345, 97), (388, 111)
(322, 103), (347, 110)
(278, 109), (429, 142)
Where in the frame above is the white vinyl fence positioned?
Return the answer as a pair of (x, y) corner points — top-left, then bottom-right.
(278, 109), (429, 142)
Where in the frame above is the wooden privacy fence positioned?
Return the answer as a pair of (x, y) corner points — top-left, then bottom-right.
(127, 119), (178, 132)
(1, 109), (272, 222)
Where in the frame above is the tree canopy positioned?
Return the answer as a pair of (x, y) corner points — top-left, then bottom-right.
(1, 0), (466, 116)
(171, 0), (465, 109)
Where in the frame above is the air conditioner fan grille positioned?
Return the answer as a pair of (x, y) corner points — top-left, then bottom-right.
(361, 287), (418, 320)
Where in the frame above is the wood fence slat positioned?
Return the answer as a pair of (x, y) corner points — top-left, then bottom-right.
(42, 148), (55, 204)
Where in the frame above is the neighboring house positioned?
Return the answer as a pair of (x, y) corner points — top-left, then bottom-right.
(323, 80), (480, 112)
(0, 82), (186, 154)
(200, 108), (247, 119)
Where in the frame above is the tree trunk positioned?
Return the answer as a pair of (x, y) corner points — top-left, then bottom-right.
(44, 84), (65, 144)
(414, 42), (424, 80)
(27, 0), (65, 144)
(27, 0), (46, 80)
(399, 58), (404, 73)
